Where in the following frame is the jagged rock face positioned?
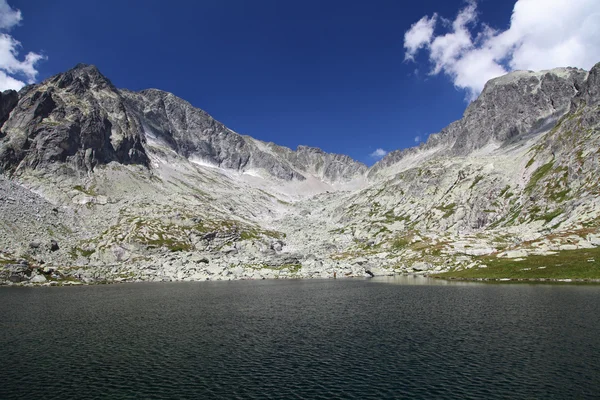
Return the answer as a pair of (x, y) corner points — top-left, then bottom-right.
(286, 145), (368, 182)
(453, 67), (587, 152)
(0, 90), (18, 130)
(574, 62), (600, 108)
(0, 62), (597, 188)
(123, 89), (367, 182)
(0, 64), (149, 175)
(0, 64), (366, 181)
(371, 67), (588, 177)
(122, 89), (306, 181)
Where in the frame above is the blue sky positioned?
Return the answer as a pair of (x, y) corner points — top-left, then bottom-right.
(3, 0), (599, 165)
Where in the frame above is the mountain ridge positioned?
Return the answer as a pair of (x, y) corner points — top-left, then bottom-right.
(0, 64), (368, 184)
(2, 63), (588, 182)
(1, 61), (599, 285)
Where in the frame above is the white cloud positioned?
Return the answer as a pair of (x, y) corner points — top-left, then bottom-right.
(0, 1), (45, 91)
(404, 0), (600, 101)
(414, 135), (421, 143)
(404, 15), (437, 61)
(0, 0), (20, 30)
(370, 148), (387, 159)
(0, 69), (24, 90)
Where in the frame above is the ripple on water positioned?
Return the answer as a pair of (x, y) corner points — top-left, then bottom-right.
(0, 278), (599, 399)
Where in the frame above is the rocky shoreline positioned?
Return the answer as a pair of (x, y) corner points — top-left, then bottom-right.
(0, 263), (395, 287)
(3, 256), (599, 287)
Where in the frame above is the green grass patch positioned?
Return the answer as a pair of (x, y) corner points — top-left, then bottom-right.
(433, 247), (600, 280)
(437, 202), (457, 219)
(525, 161), (554, 193)
(68, 247), (96, 259)
(382, 210), (410, 224)
(144, 237), (192, 252)
(73, 185), (97, 196)
(541, 209), (564, 224)
(392, 235), (411, 250)
(470, 175), (484, 189)
(525, 157), (535, 168)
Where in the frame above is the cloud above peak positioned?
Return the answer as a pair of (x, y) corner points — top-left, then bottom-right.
(404, 0), (600, 101)
(369, 148), (387, 159)
(0, 0), (45, 91)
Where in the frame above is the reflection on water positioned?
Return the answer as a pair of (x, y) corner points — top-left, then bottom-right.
(370, 274), (484, 286)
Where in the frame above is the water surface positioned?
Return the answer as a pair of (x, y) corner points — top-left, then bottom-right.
(1, 276), (599, 399)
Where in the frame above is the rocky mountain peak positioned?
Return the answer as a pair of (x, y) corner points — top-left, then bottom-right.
(49, 63), (116, 94)
(573, 61), (600, 107)
(0, 62), (595, 184)
(0, 64), (149, 175)
(296, 145), (325, 154)
(123, 86), (367, 183)
(369, 66), (589, 177)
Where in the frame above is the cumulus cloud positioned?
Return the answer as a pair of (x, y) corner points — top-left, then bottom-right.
(404, 0), (600, 100)
(404, 15), (437, 61)
(0, 0), (20, 30)
(0, 0), (45, 91)
(370, 148), (387, 159)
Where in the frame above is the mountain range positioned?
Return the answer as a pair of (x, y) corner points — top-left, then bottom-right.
(1, 61), (599, 285)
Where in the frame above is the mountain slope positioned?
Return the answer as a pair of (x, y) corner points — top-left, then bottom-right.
(0, 64), (366, 183)
(370, 67), (588, 178)
(1, 62), (599, 285)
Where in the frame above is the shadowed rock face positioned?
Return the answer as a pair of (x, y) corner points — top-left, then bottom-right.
(0, 90), (18, 130)
(0, 64), (149, 175)
(574, 62), (600, 108)
(370, 67), (589, 177)
(0, 64), (367, 182)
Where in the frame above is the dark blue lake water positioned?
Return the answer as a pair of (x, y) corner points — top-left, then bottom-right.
(1, 276), (599, 399)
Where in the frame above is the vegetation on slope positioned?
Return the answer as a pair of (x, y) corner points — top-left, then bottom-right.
(433, 247), (600, 280)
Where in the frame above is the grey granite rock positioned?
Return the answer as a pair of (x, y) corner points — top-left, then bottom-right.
(370, 67), (588, 176)
(0, 63), (366, 182)
(0, 62), (599, 285)
(122, 89), (366, 182)
(0, 64), (149, 175)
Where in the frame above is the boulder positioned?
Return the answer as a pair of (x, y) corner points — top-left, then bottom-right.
(30, 274), (47, 283)
(49, 240), (59, 252)
(270, 240), (284, 252)
(499, 249), (528, 258)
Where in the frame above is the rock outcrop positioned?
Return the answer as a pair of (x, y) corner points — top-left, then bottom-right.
(0, 65), (149, 175)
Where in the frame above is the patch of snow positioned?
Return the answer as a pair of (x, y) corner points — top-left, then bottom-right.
(189, 156), (220, 170)
(376, 145), (443, 179)
(242, 169), (265, 179)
